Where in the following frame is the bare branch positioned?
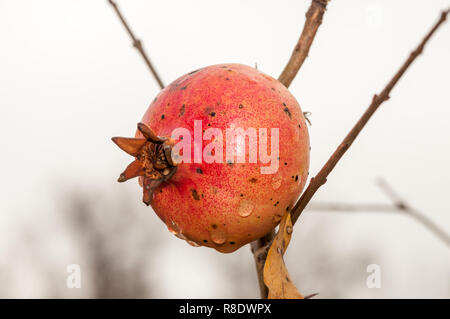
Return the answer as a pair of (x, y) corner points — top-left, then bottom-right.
(108, 0), (165, 89)
(291, 8), (450, 226)
(278, 0), (330, 87)
(250, 231), (274, 298)
(308, 179), (450, 248)
(307, 202), (398, 213)
(376, 178), (450, 247)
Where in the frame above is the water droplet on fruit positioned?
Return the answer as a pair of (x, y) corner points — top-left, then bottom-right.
(271, 175), (282, 190)
(168, 220), (182, 237)
(210, 228), (227, 245)
(176, 233), (187, 240)
(186, 240), (200, 247)
(238, 200), (254, 217)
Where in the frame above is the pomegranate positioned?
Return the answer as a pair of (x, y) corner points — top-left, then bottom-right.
(112, 63), (309, 253)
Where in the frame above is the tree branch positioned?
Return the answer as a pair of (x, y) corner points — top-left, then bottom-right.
(291, 8), (449, 226)
(108, 0), (165, 89)
(250, 230), (274, 298)
(376, 178), (450, 247)
(308, 179), (450, 248)
(278, 0), (330, 87)
(252, 6), (449, 298)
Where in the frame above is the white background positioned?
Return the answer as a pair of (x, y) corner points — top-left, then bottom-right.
(0, 0), (449, 298)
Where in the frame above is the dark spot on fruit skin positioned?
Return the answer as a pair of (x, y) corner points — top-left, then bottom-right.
(271, 87), (275, 91)
(226, 77), (230, 81)
(227, 160), (234, 166)
(203, 239), (208, 243)
(180, 85), (187, 90)
(298, 124), (301, 128)
(188, 69), (200, 75)
(284, 162), (288, 166)
(240, 194), (244, 197)
(286, 276), (290, 282)
(238, 104), (244, 109)
(207, 123), (211, 126)
(274, 201), (279, 207)
(161, 114), (165, 119)
(230, 241), (235, 245)
(179, 104), (185, 116)
(295, 175), (299, 181)
(212, 224), (218, 229)
(210, 111), (216, 117)
(286, 206), (290, 211)
(249, 178), (257, 183)
(283, 106), (292, 118)
(191, 189), (200, 200)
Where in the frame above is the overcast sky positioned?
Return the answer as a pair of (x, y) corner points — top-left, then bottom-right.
(1, 0), (449, 298)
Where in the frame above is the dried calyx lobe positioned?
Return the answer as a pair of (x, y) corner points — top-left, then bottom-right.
(111, 122), (177, 206)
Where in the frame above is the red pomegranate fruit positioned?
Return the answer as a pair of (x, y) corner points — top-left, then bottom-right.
(112, 63), (310, 253)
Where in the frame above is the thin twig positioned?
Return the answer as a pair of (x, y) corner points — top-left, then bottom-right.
(308, 180), (450, 248)
(308, 202), (398, 213)
(376, 178), (450, 247)
(108, 0), (165, 89)
(291, 8), (450, 226)
(278, 0), (330, 87)
(250, 231), (274, 299)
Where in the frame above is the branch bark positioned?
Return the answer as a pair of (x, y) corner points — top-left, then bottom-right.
(108, 0), (165, 89)
(278, 0), (330, 87)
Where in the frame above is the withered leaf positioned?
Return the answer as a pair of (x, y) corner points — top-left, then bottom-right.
(263, 212), (303, 299)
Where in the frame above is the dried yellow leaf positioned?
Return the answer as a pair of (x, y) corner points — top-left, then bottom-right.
(263, 212), (303, 299)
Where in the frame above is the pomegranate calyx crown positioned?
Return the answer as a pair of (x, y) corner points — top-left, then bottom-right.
(112, 122), (177, 206)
